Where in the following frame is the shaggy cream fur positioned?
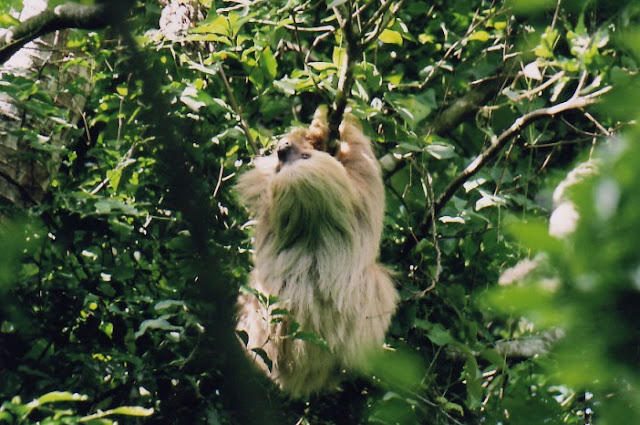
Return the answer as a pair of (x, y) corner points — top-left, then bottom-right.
(236, 110), (398, 397)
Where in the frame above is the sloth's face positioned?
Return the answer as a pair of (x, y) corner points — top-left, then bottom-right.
(275, 134), (316, 172)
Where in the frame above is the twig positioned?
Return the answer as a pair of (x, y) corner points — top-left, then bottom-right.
(327, 6), (359, 146)
(363, 0), (405, 46)
(415, 170), (441, 297)
(249, 18), (334, 32)
(511, 70), (565, 102)
(217, 65), (259, 155)
(212, 159), (224, 199)
(404, 79), (612, 252)
(393, 6), (496, 90)
(362, 0), (394, 34)
(326, 0), (406, 146)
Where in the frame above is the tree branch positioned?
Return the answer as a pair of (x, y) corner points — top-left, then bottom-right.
(0, 2), (123, 65)
(431, 77), (506, 136)
(326, 1), (405, 151)
(404, 82), (612, 253)
(446, 329), (565, 362)
(383, 76), (507, 179)
(327, 6), (359, 151)
(217, 65), (259, 155)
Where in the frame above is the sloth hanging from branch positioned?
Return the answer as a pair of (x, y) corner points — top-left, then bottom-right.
(234, 1), (401, 398)
(235, 106), (398, 397)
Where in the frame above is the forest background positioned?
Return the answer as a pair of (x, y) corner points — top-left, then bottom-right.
(1, 0), (640, 424)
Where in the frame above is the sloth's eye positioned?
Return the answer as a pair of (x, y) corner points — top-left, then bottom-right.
(301, 153), (311, 159)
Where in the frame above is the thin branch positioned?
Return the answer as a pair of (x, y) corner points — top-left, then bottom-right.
(415, 171), (441, 297)
(510, 70), (565, 102)
(363, 0), (405, 46)
(0, 2), (126, 65)
(326, 0), (406, 147)
(327, 6), (359, 147)
(217, 65), (259, 155)
(404, 80), (612, 253)
(362, 0), (394, 34)
(212, 159), (224, 199)
(393, 6), (495, 90)
(249, 18), (334, 32)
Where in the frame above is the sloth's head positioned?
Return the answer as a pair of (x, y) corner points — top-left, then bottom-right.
(274, 130), (316, 173)
(267, 130), (357, 251)
(237, 108), (361, 251)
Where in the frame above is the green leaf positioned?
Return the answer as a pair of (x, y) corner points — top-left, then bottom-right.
(506, 218), (562, 254)
(0, 12), (19, 27)
(20, 263), (39, 278)
(38, 392), (88, 404)
(186, 33), (232, 45)
(106, 168), (122, 191)
(366, 346), (426, 391)
(251, 348), (273, 372)
(94, 199), (139, 216)
(385, 90), (436, 129)
(80, 406), (154, 422)
(427, 324), (455, 346)
(463, 356), (483, 408)
(332, 46), (346, 68)
(469, 30), (490, 42)
(507, 0), (555, 14)
(259, 47), (277, 82)
(378, 29), (403, 45)
(190, 15), (230, 36)
(270, 308), (292, 317)
(107, 406), (154, 417)
(273, 75), (315, 95)
(135, 319), (183, 338)
(294, 331), (331, 352)
(426, 143), (456, 160)
(308, 62), (336, 71)
(480, 349), (507, 369)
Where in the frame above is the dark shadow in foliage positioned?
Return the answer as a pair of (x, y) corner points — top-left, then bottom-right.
(103, 3), (289, 424)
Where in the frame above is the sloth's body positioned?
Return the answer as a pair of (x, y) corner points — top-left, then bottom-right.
(236, 111), (398, 397)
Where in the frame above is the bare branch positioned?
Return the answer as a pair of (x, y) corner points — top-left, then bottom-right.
(432, 76), (507, 136)
(404, 79), (612, 253)
(218, 66), (259, 155)
(249, 18), (334, 32)
(0, 2), (128, 65)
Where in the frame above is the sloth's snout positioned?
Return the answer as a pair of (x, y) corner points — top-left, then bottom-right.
(277, 140), (295, 163)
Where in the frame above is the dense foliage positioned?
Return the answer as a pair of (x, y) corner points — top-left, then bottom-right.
(1, 0), (640, 424)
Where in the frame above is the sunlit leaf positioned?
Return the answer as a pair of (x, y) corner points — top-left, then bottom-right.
(38, 392), (88, 404)
(378, 29), (403, 45)
(469, 30), (490, 42)
(385, 89), (436, 129)
(426, 143), (455, 159)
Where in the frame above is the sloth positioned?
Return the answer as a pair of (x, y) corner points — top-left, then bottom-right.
(235, 108), (398, 397)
